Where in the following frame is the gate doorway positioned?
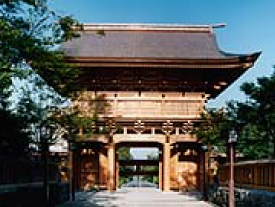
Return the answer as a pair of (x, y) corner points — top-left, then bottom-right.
(116, 145), (160, 189)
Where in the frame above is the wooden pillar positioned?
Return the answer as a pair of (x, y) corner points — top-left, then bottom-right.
(159, 149), (163, 190)
(99, 146), (108, 189)
(74, 148), (80, 191)
(116, 151), (119, 189)
(170, 145), (178, 190)
(202, 150), (207, 200)
(107, 143), (115, 191)
(68, 145), (75, 201)
(163, 141), (171, 192)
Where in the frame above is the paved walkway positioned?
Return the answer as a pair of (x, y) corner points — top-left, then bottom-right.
(58, 188), (214, 207)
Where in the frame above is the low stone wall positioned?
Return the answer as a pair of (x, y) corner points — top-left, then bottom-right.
(0, 182), (69, 207)
(209, 186), (275, 207)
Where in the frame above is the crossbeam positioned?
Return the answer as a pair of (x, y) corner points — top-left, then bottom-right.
(119, 159), (159, 166)
(120, 170), (159, 176)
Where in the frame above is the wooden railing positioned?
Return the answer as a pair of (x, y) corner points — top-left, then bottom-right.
(218, 159), (275, 192)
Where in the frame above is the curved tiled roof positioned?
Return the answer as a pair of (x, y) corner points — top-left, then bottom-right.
(61, 24), (229, 60)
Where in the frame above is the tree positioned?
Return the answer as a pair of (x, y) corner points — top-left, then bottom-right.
(232, 70), (275, 158)
(0, 3), (84, 204)
(194, 108), (232, 152)
(0, 0), (81, 156)
(117, 147), (133, 186)
(195, 70), (275, 159)
(118, 147), (133, 161)
(0, 108), (31, 157)
(0, 0), (81, 98)
(142, 153), (159, 185)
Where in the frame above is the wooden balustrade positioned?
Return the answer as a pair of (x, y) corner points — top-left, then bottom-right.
(218, 159), (275, 192)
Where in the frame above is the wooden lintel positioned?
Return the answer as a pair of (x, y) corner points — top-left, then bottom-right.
(114, 134), (166, 144)
(79, 135), (109, 144)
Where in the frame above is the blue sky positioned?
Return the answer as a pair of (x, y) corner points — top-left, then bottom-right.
(51, 0), (275, 157)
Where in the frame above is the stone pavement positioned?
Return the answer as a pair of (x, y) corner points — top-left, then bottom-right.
(57, 188), (214, 207)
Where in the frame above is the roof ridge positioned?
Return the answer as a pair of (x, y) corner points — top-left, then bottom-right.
(80, 23), (226, 32)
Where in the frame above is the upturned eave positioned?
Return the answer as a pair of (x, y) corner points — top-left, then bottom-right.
(65, 52), (261, 70)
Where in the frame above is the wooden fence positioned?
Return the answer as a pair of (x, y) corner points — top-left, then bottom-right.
(0, 156), (59, 185)
(219, 159), (275, 192)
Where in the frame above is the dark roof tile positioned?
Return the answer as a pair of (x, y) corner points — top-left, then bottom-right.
(61, 25), (228, 59)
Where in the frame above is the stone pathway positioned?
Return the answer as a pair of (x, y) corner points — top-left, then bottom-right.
(58, 188), (214, 207)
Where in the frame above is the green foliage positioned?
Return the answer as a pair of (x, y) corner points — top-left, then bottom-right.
(142, 153), (159, 184)
(0, 0), (82, 99)
(233, 70), (275, 158)
(0, 0), (82, 156)
(118, 147), (133, 160)
(195, 70), (275, 159)
(55, 109), (97, 141)
(118, 147), (133, 186)
(225, 101), (273, 159)
(237, 125), (272, 159)
(193, 108), (233, 152)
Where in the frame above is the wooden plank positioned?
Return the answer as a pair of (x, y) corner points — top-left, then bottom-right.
(219, 160), (275, 192)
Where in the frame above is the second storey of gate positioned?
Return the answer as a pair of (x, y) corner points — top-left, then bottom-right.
(74, 90), (205, 121)
(62, 23), (260, 122)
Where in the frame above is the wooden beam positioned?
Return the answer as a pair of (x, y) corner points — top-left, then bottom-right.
(120, 171), (159, 176)
(119, 160), (159, 166)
